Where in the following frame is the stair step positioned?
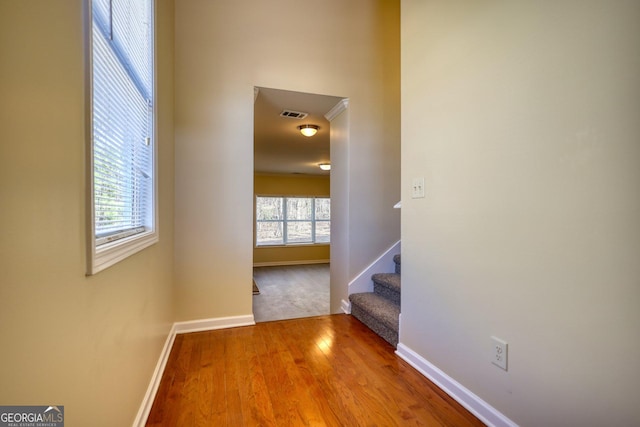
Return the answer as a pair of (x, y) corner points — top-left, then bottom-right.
(393, 254), (401, 274)
(349, 292), (400, 347)
(372, 273), (401, 305)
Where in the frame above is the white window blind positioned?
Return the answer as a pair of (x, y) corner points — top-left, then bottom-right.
(89, 0), (156, 273)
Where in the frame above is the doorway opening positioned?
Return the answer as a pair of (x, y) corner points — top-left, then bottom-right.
(252, 87), (343, 322)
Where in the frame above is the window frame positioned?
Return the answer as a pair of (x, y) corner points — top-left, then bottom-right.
(255, 195), (330, 247)
(86, 0), (158, 275)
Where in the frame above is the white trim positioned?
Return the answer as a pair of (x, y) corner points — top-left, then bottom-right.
(253, 259), (330, 267)
(132, 323), (177, 427)
(341, 299), (351, 314)
(87, 0), (159, 276)
(348, 240), (401, 295)
(91, 231), (159, 275)
(395, 343), (519, 427)
(174, 315), (256, 334)
(324, 98), (349, 122)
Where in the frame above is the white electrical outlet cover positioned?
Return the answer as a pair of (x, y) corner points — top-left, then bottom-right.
(491, 336), (508, 371)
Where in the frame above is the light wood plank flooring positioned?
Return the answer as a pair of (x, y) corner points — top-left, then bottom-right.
(146, 314), (484, 426)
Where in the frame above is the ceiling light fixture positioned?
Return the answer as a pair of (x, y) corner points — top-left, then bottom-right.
(298, 124), (319, 137)
(319, 163), (331, 171)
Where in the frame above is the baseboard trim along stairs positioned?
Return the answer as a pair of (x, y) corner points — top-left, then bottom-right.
(132, 314), (255, 427)
(348, 240), (401, 295)
(349, 253), (402, 347)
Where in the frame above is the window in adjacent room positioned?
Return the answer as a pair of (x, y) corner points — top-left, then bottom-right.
(256, 196), (330, 246)
(87, 0), (156, 274)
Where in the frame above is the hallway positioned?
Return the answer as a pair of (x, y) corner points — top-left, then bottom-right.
(146, 314), (484, 427)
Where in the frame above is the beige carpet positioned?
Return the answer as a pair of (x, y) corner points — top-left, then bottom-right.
(252, 264), (330, 322)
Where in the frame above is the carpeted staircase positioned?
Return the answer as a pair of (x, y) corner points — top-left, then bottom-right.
(349, 254), (401, 347)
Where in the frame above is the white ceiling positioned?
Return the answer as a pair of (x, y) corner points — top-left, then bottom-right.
(254, 87), (345, 176)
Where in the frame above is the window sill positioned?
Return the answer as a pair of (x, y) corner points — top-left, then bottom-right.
(255, 242), (330, 249)
(88, 230), (158, 275)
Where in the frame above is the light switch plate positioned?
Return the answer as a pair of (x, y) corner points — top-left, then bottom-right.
(412, 177), (425, 198)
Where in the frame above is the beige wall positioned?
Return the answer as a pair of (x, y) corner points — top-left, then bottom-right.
(174, 0), (400, 318)
(401, 1), (640, 426)
(253, 174), (330, 265)
(0, 1), (175, 425)
(328, 108), (351, 310)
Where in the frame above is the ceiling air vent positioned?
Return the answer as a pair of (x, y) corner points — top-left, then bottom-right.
(280, 110), (308, 120)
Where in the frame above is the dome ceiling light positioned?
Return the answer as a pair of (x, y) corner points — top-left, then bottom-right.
(298, 124), (319, 137)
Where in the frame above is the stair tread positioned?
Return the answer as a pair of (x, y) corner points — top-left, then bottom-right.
(349, 292), (400, 331)
(371, 273), (401, 292)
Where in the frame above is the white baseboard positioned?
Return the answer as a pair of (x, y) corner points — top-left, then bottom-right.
(132, 323), (177, 427)
(133, 314), (256, 426)
(341, 299), (351, 314)
(253, 259), (330, 267)
(348, 240), (400, 295)
(174, 314), (255, 334)
(395, 343), (518, 427)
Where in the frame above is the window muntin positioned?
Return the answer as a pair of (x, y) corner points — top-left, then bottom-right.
(88, 0), (156, 274)
(256, 196), (330, 246)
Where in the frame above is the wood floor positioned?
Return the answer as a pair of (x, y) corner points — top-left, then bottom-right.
(146, 314), (484, 427)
